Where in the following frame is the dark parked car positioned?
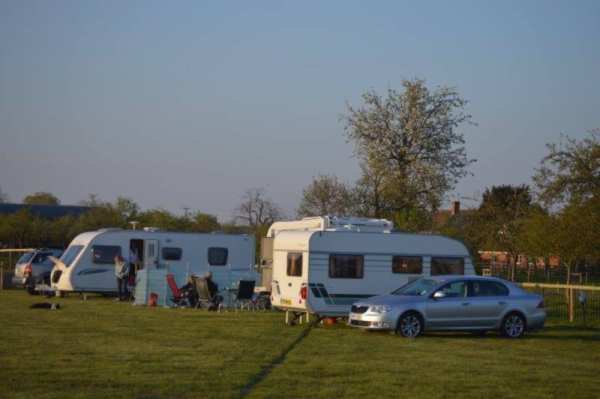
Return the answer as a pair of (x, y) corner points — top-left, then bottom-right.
(11, 249), (63, 295)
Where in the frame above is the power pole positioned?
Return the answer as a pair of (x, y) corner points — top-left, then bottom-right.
(183, 206), (190, 219)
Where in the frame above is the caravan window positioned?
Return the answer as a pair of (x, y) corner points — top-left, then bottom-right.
(91, 245), (122, 264)
(392, 256), (423, 274)
(287, 253), (303, 277)
(162, 247), (182, 261)
(60, 245), (84, 267)
(431, 257), (465, 276)
(329, 254), (364, 279)
(208, 247), (228, 266)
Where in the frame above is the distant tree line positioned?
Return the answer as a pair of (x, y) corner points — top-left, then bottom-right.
(0, 193), (244, 249)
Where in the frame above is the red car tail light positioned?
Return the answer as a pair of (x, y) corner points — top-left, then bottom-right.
(537, 300), (545, 309)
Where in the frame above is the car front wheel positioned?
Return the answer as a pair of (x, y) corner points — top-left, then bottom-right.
(501, 313), (526, 338)
(396, 312), (423, 338)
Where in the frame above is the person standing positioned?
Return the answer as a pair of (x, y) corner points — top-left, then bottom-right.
(129, 245), (139, 271)
(114, 254), (129, 301)
(127, 244), (139, 286)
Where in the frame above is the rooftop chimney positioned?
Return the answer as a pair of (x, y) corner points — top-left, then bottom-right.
(451, 201), (460, 215)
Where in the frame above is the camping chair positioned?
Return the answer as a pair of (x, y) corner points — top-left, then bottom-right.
(194, 277), (221, 310)
(234, 279), (256, 312)
(166, 274), (186, 307)
(253, 290), (272, 310)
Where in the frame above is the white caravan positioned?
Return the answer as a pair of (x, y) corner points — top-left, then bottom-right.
(50, 228), (255, 295)
(265, 217), (475, 321)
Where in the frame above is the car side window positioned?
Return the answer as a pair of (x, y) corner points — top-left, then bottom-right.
(32, 253), (51, 264)
(471, 281), (497, 297)
(439, 281), (468, 298)
(495, 282), (509, 296)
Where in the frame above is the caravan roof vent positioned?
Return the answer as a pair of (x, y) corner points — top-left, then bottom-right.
(98, 228), (123, 233)
(143, 227), (164, 232)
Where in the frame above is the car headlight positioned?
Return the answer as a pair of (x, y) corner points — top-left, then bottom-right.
(369, 306), (392, 314)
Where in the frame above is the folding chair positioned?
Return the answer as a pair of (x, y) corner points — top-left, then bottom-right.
(253, 291), (272, 310)
(166, 274), (186, 307)
(194, 277), (221, 310)
(234, 279), (256, 312)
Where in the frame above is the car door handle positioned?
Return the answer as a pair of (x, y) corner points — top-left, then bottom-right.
(462, 302), (470, 306)
(498, 301), (507, 305)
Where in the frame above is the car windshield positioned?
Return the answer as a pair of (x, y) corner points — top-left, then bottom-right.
(60, 245), (84, 267)
(392, 278), (442, 296)
(18, 252), (34, 264)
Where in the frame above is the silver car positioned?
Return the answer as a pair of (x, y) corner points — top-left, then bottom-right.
(348, 276), (545, 338)
(11, 249), (63, 295)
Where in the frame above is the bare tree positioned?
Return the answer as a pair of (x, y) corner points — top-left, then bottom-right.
(78, 193), (103, 207)
(233, 188), (284, 228)
(353, 159), (403, 218)
(342, 78), (475, 212)
(297, 174), (355, 218)
(0, 186), (8, 203)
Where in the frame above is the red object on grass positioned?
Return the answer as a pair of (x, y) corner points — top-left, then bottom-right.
(147, 292), (158, 307)
(327, 317), (336, 325)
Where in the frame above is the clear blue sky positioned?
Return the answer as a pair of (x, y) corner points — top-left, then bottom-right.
(1, 0), (598, 219)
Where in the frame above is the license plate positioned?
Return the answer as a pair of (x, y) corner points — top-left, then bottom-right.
(280, 299), (292, 306)
(350, 314), (361, 321)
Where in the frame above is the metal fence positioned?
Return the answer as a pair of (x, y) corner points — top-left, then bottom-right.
(521, 283), (600, 323)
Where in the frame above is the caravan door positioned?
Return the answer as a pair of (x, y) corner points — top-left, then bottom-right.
(144, 240), (159, 268)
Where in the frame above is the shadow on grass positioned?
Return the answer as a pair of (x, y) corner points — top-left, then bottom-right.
(393, 324), (600, 342)
(241, 323), (314, 396)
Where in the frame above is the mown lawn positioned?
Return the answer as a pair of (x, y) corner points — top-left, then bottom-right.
(1, 291), (599, 398)
(0, 291), (304, 398)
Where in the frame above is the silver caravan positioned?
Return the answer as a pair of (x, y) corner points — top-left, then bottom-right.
(265, 217), (475, 321)
(50, 228), (255, 295)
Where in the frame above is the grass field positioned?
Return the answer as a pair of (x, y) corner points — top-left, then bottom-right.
(1, 291), (599, 398)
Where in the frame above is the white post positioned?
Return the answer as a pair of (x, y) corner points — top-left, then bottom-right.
(228, 263), (232, 308)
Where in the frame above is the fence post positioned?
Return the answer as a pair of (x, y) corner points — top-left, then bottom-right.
(0, 265), (3, 290)
(569, 288), (574, 323)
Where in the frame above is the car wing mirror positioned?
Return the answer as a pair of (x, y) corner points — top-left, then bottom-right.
(433, 291), (446, 299)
